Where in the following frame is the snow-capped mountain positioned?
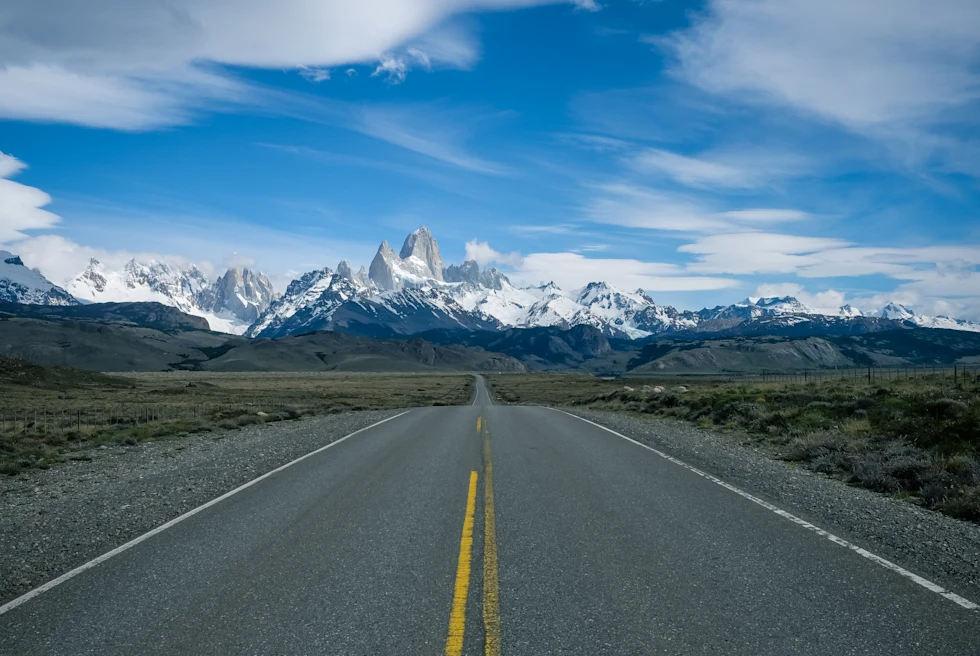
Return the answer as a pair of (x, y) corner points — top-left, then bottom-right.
(0, 251), (78, 306)
(368, 227), (445, 291)
(66, 258), (277, 334)
(876, 303), (980, 333)
(247, 264), (500, 338)
(197, 268), (276, 324)
(243, 227), (980, 340)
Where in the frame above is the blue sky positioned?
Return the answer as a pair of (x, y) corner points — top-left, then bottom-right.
(1, 0), (979, 317)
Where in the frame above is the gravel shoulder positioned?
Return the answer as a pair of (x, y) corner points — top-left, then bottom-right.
(568, 409), (980, 603)
(0, 409), (403, 605)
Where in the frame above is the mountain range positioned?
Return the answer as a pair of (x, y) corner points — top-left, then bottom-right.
(2, 227), (979, 338)
(64, 258), (276, 334)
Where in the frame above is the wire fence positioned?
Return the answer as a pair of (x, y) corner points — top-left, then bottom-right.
(620, 363), (980, 385)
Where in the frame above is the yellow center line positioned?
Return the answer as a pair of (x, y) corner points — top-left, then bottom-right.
(483, 438), (501, 656)
(446, 471), (478, 656)
(477, 416), (482, 433)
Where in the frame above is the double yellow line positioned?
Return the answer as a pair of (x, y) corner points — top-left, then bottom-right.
(444, 415), (501, 656)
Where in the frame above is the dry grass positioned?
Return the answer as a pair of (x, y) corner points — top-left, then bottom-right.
(487, 372), (980, 522)
(1, 367), (473, 474)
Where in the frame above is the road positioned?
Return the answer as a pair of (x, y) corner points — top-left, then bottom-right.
(1, 376), (978, 654)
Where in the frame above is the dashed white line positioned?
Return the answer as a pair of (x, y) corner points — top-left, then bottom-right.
(553, 408), (978, 611)
(0, 411), (411, 617)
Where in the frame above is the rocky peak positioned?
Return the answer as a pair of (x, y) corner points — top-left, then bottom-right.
(369, 241), (400, 290)
(337, 259), (372, 291)
(444, 260), (480, 284)
(635, 289), (656, 304)
(196, 267), (276, 324)
(337, 259), (353, 280)
(399, 226), (444, 281)
(878, 302), (915, 321)
(479, 267), (510, 290)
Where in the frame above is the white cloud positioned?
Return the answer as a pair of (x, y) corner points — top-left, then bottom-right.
(0, 63), (250, 131)
(625, 147), (810, 189)
(628, 148), (751, 188)
(512, 252), (738, 291)
(682, 232), (980, 318)
(298, 66), (331, 83)
(585, 184), (729, 232)
(225, 253), (257, 270)
(0, 152), (61, 242)
(464, 240), (523, 267)
(719, 209), (809, 223)
(662, 0), (980, 130)
(754, 282), (847, 315)
(508, 223), (583, 236)
(372, 56), (412, 84)
(5, 234), (209, 287)
(585, 184), (812, 233)
(681, 232), (851, 274)
(353, 104), (507, 173)
(0, 0), (588, 129)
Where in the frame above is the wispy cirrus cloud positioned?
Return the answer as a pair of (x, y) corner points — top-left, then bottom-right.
(511, 252), (738, 291)
(0, 0), (592, 130)
(353, 104), (508, 174)
(584, 184), (812, 233)
(660, 0), (980, 130)
(657, 0), (980, 177)
(625, 147), (812, 189)
(680, 231), (980, 281)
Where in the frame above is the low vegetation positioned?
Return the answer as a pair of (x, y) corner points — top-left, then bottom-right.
(0, 356), (473, 475)
(487, 372), (980, 523)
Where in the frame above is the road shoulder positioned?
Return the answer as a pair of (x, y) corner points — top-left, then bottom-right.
(567, 409), (980, 602)
(0, 409), (404, 605)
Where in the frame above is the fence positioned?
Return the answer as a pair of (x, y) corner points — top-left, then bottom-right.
(620, 363), (980, 385)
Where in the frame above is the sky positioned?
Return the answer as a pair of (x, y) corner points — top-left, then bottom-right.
(1, 0), (979, 318)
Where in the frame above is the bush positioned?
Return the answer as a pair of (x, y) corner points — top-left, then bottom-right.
(927, 398), (968, 418)
(938, 488), (980, 522)
(850, 441), (932, 493)
(711, 401), (761, 424)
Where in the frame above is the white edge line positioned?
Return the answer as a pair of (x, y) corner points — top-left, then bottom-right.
(551, 408), (979, 611)
(0, 410), (412, 617)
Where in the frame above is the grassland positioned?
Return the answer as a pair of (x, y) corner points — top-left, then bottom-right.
(0, 356), (473, 475)
(487, 372), (980, 522)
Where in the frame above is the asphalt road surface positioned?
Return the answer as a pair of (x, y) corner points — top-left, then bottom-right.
(1, 376), (978, 654)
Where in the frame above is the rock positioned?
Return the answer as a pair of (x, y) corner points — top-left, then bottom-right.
(642, 385), (654, 393)
(256, 412), (268, 417)
(652, 386), (666, 394)
(623, 386), (634, 392)
(673, 385), (688, 393)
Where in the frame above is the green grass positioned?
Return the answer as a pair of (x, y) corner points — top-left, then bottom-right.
(1, 359), (474, 475)
(487, 372), (980, 523)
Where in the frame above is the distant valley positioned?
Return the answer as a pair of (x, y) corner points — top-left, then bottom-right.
(2, 299), (979, 375)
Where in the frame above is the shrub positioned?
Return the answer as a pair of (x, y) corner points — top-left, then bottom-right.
(938, 488), (980, 522)
(927, 398), (968, 419)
